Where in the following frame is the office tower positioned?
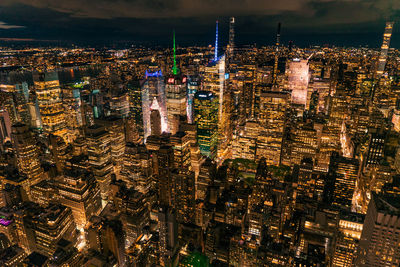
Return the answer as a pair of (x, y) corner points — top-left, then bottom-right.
(62, 86), (83, 138)
(187, 76), (200, 123)
(142, 68), (168, 140)
(125, 117), (141, 144)
(151, 108), (162, 136)
(327, 153), (359, 210)
(109, 92), (130, 118)
(48, 239), (84, 266)
(19, 203), (78, 256)
(11, 123), (44, 187)
(376, 22), (394, 78)
(214, 20), (219, 61)
(0, 109), (11, 149)
(232, 120), (259, 160)
(173, 169), (195, 223)
(194, 91), (219, 159)
(49, 134), (68, 173)
(256, 91), (289, 166)
(203, 22), (231, 160)
(288, 59), (310, 108)
(30, 180), (55, 207)
(87, 216), (126, 266)
(227, 17), (235, 59)
(0, 83), (30, 125)
(171, 131), (191, 170)
(111, 184), (149, 247)
(332, 211), (364, 267)
(295, 209), (338, 265)
(158, 206), (178, 266)
(273, 22), (281, 85)
(128, 80), (143, 137)
(0, 245), (26, 266)
(290, 122), (318, 166)
(96, 116), (125, 169)
(196, 158), (216, 200)
(356, 193), (400, 266)
(157, 145), (175, 207)
(166, 32), (187, 135)
(55, 168), (102, 229)
(120, 143), (152, 192)
(364, 128), (386, 169)
(86, 124), (113, 202)
(33, 71), (67, 139)
(294, 158), (319, 200)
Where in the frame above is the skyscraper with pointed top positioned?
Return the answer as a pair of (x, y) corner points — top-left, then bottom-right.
(228, 17), (235, 58)
(214, 20), (219, 62)
(202, 20), (232, 161)
(376, 21), (394, 78)
(273, 22), (281, 86)
(166, 31), (187, 135)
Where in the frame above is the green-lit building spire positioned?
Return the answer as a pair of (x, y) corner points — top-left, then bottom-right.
(172, 30), (178, 75)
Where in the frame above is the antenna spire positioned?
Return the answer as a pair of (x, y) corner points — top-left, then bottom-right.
(172, 30), (178, 75)
(214, 20), (219, 61)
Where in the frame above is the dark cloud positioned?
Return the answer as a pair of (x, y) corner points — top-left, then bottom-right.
(0, 1), (399, 47)
(0, 21), (25, 29)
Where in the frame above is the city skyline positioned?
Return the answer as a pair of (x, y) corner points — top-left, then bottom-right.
(1, 2), (400, 266)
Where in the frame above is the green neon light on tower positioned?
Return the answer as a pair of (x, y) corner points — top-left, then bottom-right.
(172, 30), (178, 75)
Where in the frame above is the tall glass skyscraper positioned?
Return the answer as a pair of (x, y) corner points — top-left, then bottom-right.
(194, 91), (218, 159)
(33, 71), (67, 139)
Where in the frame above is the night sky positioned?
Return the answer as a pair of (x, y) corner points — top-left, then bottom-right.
(0, 0), (400, 47)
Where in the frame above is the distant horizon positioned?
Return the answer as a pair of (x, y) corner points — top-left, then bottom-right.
(0, 31), (397, 50)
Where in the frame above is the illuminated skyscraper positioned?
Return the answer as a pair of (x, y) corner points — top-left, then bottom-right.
(256, 91), (289, 165)
(327, 153), (359, 210)
(33, 72), (67, 139)
(19, 203), (78, 256)
(356, 193), (400, 266)
(194, 91), (218, 159)
(227, 17), (235, 59)
(87, 216), (126, 266)
(376, 21), (394, 78)
(86, 124), (113, 203)
(332, 212), (364, 267)
(142, 68), (168, 140)
(186, 76), (200, 123)
(11, 123), (44, 188)
(150, 108), (162, 137)
(55, 168), (102, 229)
(288, 59), (310, 108)
(0, 109), (11, 149)
(165, 32), (187, 134)
(273, 22), (281, 85)
(158, 206), (178, 266)
(203, 22), (232, 160)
